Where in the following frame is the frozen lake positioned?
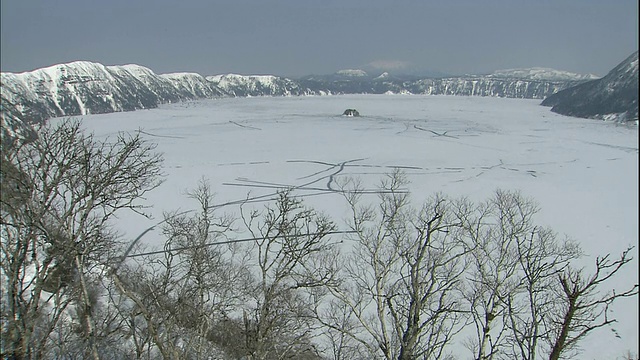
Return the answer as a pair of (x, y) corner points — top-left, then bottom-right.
(57, 94), (639, 358)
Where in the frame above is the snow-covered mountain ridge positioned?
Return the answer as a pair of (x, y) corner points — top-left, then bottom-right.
(0, 60), (600, 142)
(1, 62), (214, 126)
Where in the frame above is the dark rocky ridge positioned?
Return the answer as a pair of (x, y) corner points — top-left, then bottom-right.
(541, 51), (639, 122)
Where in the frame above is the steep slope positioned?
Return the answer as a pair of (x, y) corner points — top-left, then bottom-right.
(160, 72), (225, 98)
(541, 51), (639, 122)
(0, 61), (224, 130)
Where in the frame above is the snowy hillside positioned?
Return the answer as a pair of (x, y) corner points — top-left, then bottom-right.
(542, 51), (639, 122)
(0, 61), (227, 141)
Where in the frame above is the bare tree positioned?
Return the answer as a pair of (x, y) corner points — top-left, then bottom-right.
(240, 190), (340, 360)
(458, 190), (581, 360)
(111, 179), (251, 359)
(459, 190), (637, 360)
(0, 120), (163, 359)
(319, 300), (369, 360)
(503, 229), (580, 360)
(323, 171), (469, 360)
(546, 247), (638, 360)
(457, 192), (521, 360)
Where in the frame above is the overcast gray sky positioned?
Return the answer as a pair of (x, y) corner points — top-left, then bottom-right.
(1, 0), (637, 78)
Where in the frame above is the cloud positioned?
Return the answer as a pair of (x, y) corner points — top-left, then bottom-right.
(367, 60), (411, 70)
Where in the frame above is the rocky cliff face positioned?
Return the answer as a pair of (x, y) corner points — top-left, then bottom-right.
(0, 60), (600, 142)
(541, 51), (639, 122)
(401, 77), (578, 98)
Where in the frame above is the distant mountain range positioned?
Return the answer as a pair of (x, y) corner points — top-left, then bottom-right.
(1, 53), (637, 142)
(541, 51), (638, 122)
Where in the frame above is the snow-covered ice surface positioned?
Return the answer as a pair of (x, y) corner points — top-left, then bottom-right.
(54, 94), (638, 359)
